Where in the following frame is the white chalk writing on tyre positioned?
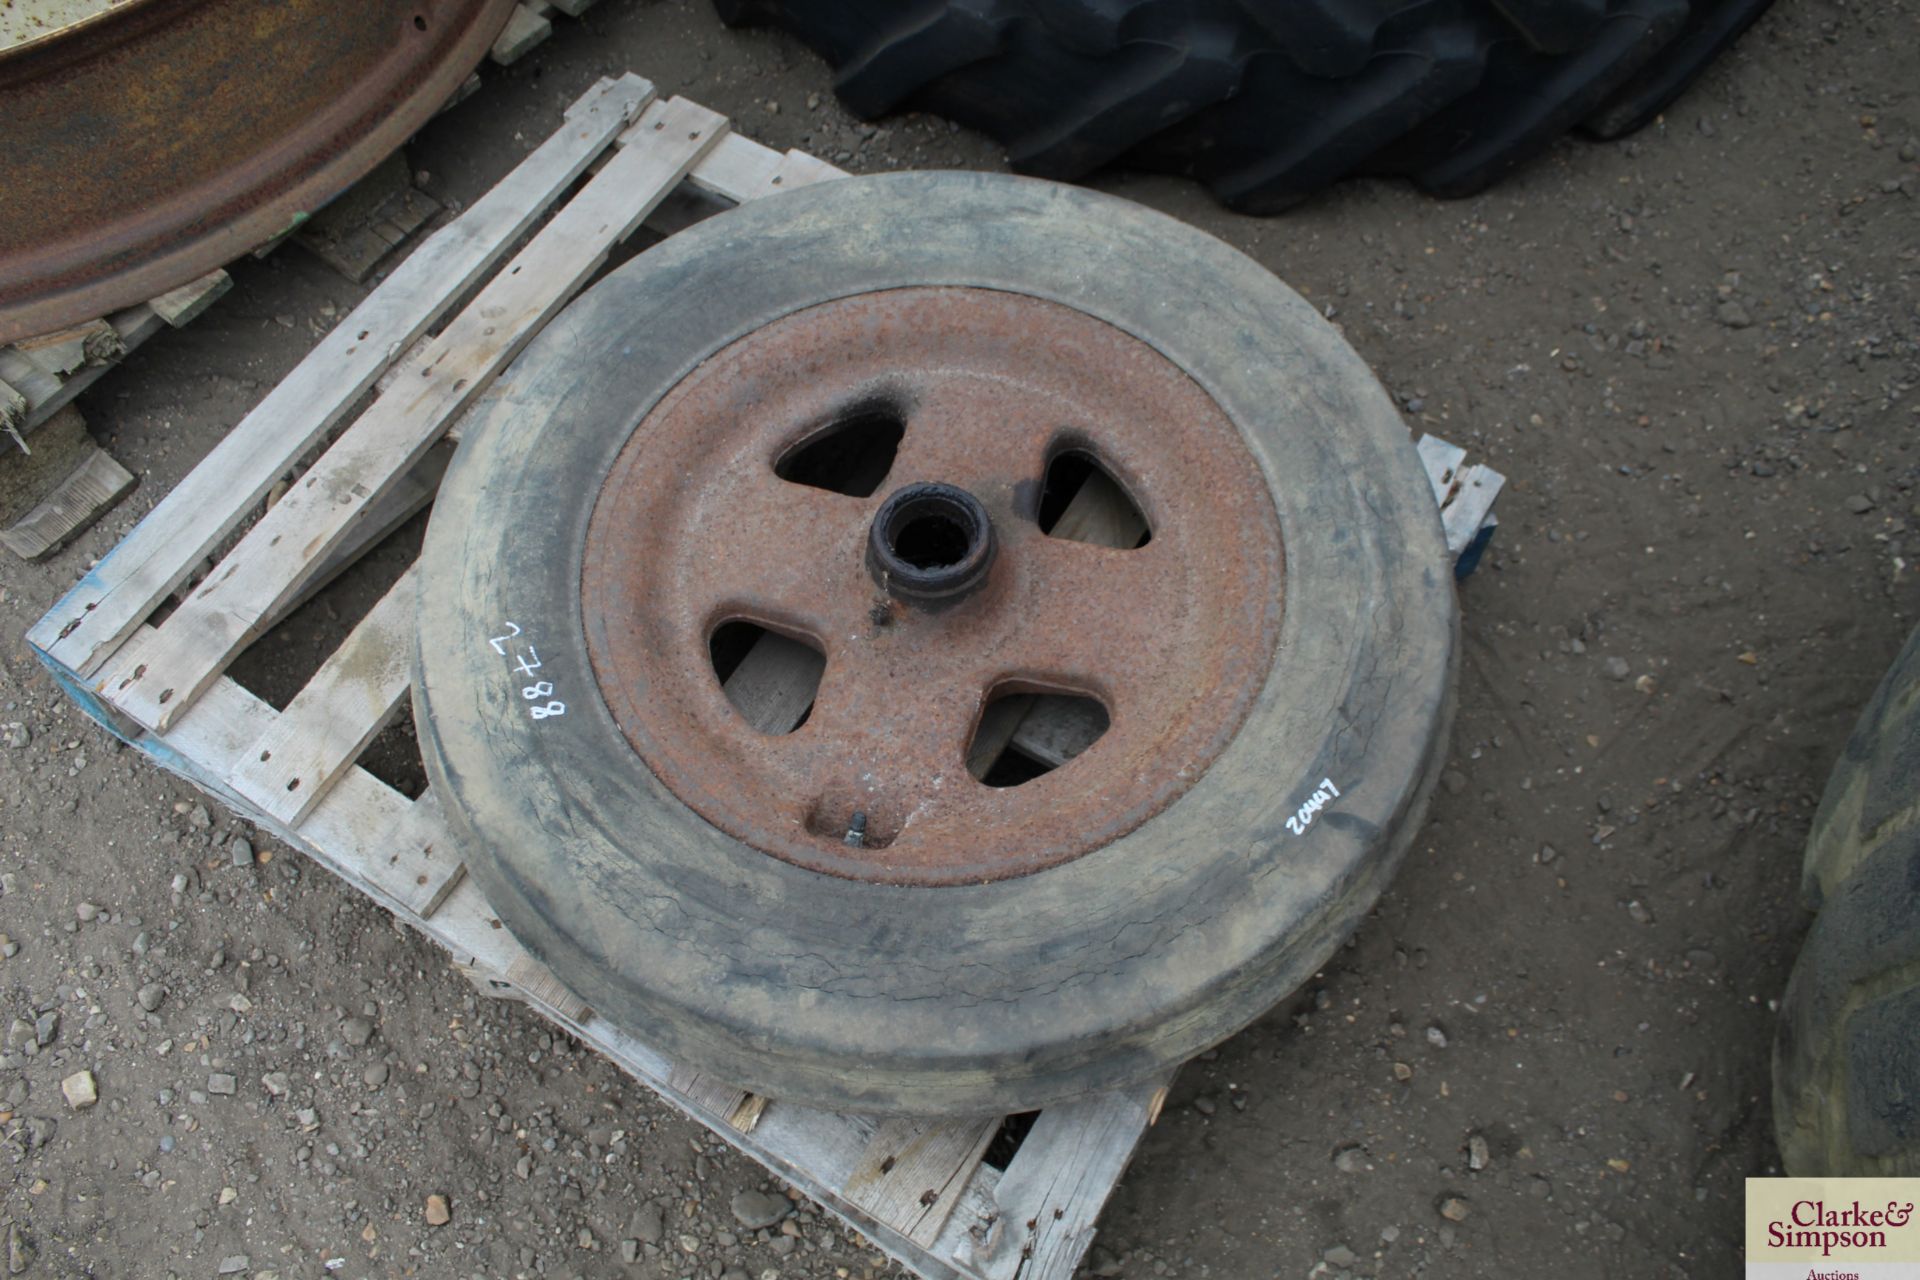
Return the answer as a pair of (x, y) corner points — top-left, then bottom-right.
(1285, 777), (1342, 836)
(487, 622), (566, 720)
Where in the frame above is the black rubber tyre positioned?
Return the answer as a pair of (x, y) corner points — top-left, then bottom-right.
(715, 0), (1774, 211)
(1774, 625), (1920, 1176)
(413, 172), (1456, 1114)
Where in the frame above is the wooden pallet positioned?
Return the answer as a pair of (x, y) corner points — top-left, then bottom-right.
(490, 0), (597, 66)
(0, 270), (230, 449)
(25, 74), (1170, 1280)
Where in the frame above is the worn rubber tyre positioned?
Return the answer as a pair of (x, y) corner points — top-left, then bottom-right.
(715, 0), (1773, 211)
(1774, 625), (1920, 1175)
(414, 172), (1456, 1114)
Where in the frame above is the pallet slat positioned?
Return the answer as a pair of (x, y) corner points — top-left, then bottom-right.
(28, 73), (656, 678)
(957, 1082), (1165, 1280)
(489, 2), (552, 65)
(0, 445), (135, 560)
(102, 95), (727, 732)
(149, 270), (233, 328)
(848, 1117), (1000, 1248)
(227, 565), (420, 825)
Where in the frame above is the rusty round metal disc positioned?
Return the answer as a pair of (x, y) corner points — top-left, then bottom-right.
(581, 287), (1285, 886)
(0, 0), (515, 344)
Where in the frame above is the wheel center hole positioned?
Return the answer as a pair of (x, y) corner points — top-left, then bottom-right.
(891, 511), (972, 569)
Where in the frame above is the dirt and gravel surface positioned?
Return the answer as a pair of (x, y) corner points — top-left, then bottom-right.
(2, 1), (1917, 1277)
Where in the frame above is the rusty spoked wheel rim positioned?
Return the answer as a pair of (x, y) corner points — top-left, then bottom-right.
(582, 287), (1284, 886)
(414, 172), (1456, 1113)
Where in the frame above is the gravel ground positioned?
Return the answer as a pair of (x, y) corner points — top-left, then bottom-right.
(2, 1), (1918, 1277)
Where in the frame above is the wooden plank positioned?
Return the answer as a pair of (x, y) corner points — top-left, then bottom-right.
(297, 156), (441, 284)
(227, 565), (419, 825)
(385, 789), (468, 918)
(0, 344), (62, 407)
(148, 269), (233, 328)
(956, 1081), (1164, 1280)
(489, 2), (551, 63)
(729, 1093), (769, 1134)
(100, 96), (727, 734)
(667, 1065), (752, 1124)
(965, 694), (1030, 778)
(504, 951), (591, 1022)
(1440, 462), (1504, 558)
(278, 439), (451, 626)
(1415, 434), (1466, 507)
(0, 377), (26, 436)
(97, 638), (465, 920)
(642, 137), (849, 239)
(847, 1118), (998, 1249)
(1007, 695), (1106, 769)
(15, 318), (123, 376)
(684, 132), (785, 201)
(0, 304), (168, 438)
(26, 73), (656, 678)
(722, 631), (824, 734)
(773, 147), (854, 190)
(0, 446), (135, 560)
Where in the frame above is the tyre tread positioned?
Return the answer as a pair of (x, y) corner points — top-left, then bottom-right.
(716, 0), (1774, 206)
(1775, 626), (1920, 1176)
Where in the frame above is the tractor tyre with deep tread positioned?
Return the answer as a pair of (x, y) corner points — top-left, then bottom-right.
(715, 0), (1774, 210)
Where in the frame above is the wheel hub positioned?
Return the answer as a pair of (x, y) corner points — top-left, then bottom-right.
(865, 481), (997, 606)
(580, 286), (1286, 886)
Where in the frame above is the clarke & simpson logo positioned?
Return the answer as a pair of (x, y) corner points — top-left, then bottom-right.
(1748, 1179), (1920, 1278)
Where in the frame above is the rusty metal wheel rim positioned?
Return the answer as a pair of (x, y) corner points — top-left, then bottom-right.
(581, 286), (1285, 886)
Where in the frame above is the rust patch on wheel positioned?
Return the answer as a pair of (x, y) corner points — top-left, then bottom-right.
(581, 287), (1284, 886)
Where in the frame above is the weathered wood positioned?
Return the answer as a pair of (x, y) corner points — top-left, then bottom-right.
(965, 694), (1030, 778)
(1415, 433), (1467, 506)
(504, 950), (592, 1022)
(227, 565), (419, 826)
(297, 156), (441, 283)
(489, 2), (551, 63)
(27, 73), (656, 679)
(668, 1065), (752, 1125)
(1440, 462), (1505, 558)
(100, 95), (727, 734)
(957, 1081), (1165, 1280)
(15, 318), (123, 376)
(148, 270), (233, 328)
(0, 445), (135, 560)
(0, 343), (63, 407)
(0, 377), (26, 437)
(721, 631), (824, 734)
(1008, 695), (1107, 769)
(0, 303), (168, 438)
(848, 1118), (999, 1248)
(280, 439), (451, 626)
(683, 131), (785, 200)
(108, 641), (465, 920)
